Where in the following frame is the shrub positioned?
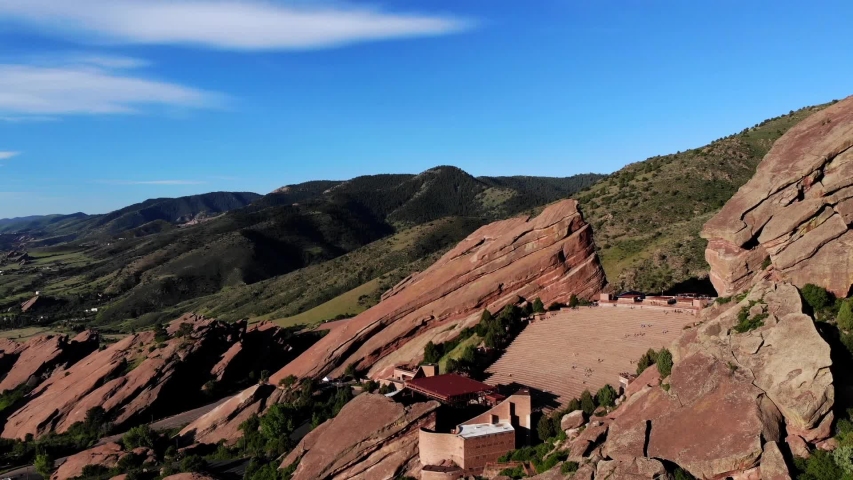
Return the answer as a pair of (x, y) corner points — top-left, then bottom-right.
(561, 461), (579, 474)
(580, 390), (596, 415)
(566, 398), (581, 412)
(180, 454), (207, 473)
(122, 424), (156, 449)
(499, 465), (526, 479)
(833, 443), (853, 476)
(761, 256), (772, 270)
(596, 384), (617, 408)
(839, 300), (853, 331)
(636, 348), (658, 375)
(802, 284), (832, 313)
(532, 298), (545, 313)
(34, 453), (53, 478)
(796, 449), (844, 480)
(568, 294), (579, 308)
(423, 341), (441, 364)
(537, 414), (557, 442)
(733, 304), (767, 333)
(674, 467), (696, 480)
(656, 348), (673, 378)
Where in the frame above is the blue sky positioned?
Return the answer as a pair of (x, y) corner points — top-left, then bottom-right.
(0, 0), (851, 218)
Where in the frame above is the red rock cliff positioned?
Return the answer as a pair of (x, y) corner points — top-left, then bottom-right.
(702, 96), (853, 297)
(272, 199), (606, 382)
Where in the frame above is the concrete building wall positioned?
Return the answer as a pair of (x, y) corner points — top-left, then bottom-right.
(462, 392), (532, 430)
(458, 430), (516, 470)
(421, 470), (463, 480)
(419, 429), (464, 468)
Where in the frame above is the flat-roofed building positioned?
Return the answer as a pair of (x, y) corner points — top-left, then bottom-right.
(419, 390), (531, 475)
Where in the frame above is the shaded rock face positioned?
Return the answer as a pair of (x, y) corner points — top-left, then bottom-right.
(0, 330), (99, 393)
(2, 314), (296, 440)
(273, 199), (606, 382)
(279, 394), (439, 480)
(702, 95), (853, 297)
(592, 280), (831, 479)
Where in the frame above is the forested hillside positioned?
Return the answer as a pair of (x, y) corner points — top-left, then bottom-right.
(0, 168), (601, 330)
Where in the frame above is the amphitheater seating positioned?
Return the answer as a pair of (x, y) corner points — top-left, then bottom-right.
(485, 306), (697, 409)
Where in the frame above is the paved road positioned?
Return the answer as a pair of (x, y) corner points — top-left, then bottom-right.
(1, 396), (234, 480)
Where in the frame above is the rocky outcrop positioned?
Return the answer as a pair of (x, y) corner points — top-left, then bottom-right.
(179, 384), (288, 445)
(582, 280), (831, 479)
(279, 393), (440, 480)
(0, 330), (98, 393)
(52, 442), (124, 480)
(560, 410), (585, 431)
(1, 314), (295, 440)
(702, 95), (853, 297)
(162, 474), (218, 480)
(272, 199), (606, 383)
(596, 457), (672, 479)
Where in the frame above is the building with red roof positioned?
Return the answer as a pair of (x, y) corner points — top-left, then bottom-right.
(405, 373), (495, 405)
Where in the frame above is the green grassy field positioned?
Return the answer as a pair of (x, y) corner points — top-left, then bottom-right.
(270, 277), (382, 328)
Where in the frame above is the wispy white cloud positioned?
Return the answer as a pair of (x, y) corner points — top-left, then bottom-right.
(0, 115), (58, 123)
(95, 179), (207, 185)
(0, 0), (472, 50)
(0, 63), (224, 116)
(0, 151), (20, 160)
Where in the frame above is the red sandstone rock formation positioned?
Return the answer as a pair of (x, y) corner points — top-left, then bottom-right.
(179, 384), (288, 445)
(702, 95), (853, 297)
(0, 330), (98, 393)
(273, 199), (605, 383)
(280, 393), (440, 480)
(52, 442), (125, 480)
(1, 314), (274, 440)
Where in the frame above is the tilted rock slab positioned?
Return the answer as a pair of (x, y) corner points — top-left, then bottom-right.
(702, 95), (853, 297)
(280, 393), (440, 480)
(2, 314), (243, 439)
(601, 281), (832, 479)
(272, 199), (606, 383)
(0, 331), (98, 393)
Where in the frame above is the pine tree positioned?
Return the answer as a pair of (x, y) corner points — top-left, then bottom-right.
(532, 297), (545, 313)
(839, 300), (853, 330)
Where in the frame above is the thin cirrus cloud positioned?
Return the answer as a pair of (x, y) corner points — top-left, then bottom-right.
(96, 180), (207, 185)
(0, 0), (473, 50)
(0, 62), (225, 117)
(0, 151), (20, 160)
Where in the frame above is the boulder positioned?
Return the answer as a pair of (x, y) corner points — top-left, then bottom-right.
(52, 442), (124, 480)
(573, 463), (596, 480)
(786, 434), (810, 459)
(760, 441), (792, 480)
(622, 365), (661, 401)
(568, 421), (608, 460)
(280, 394), (439, 480)
(647, 352), (783, 479)
(702, 95), (853, 297)
(560, 410), (585, 430)
(271, 199), (606, 383)
(596, 457), (672, 479)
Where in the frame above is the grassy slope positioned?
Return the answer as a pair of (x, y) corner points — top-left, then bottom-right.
(578, 103), (833, 293)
